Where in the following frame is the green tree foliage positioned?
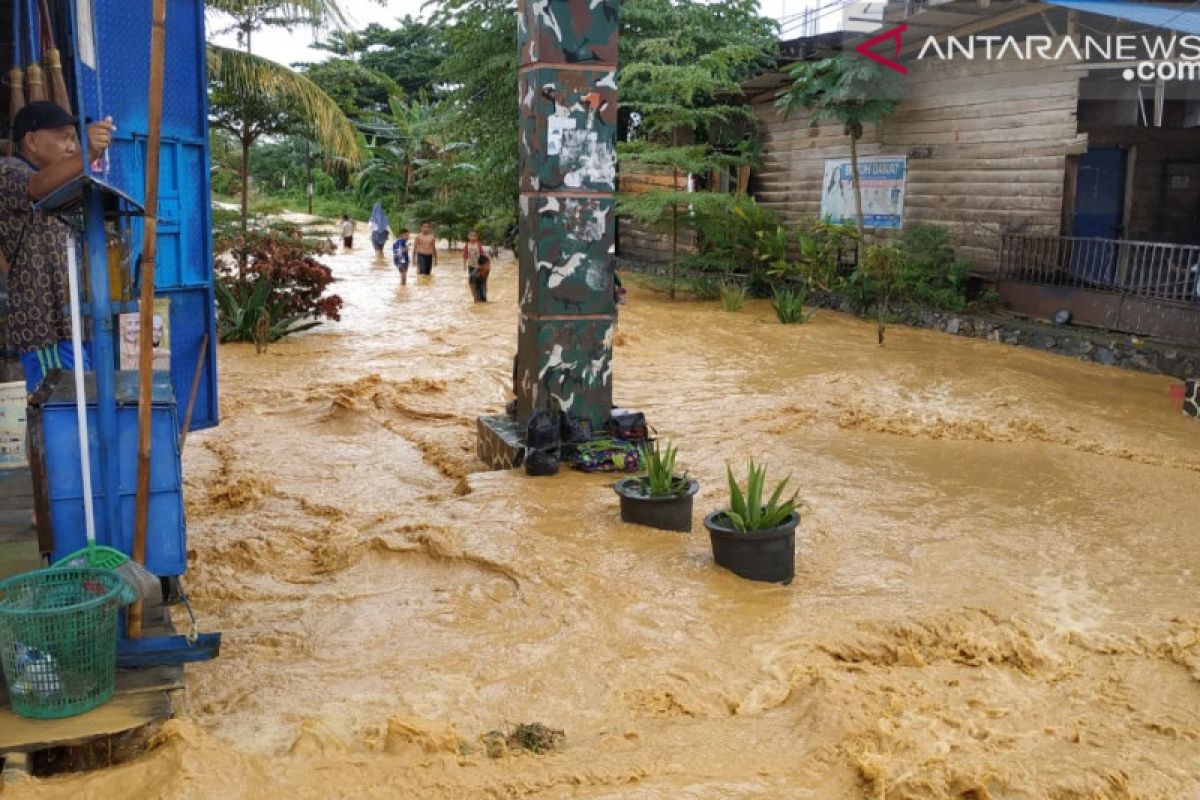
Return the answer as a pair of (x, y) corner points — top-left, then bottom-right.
(431, 0), (519, 220)
(620, 0), (776, 143)
(311, 20), (448, 98)
(298, 60), (400, 120)
(775, 55), (903, 240)
(616, 0), (777, 298)
(207, 0), (363, 227)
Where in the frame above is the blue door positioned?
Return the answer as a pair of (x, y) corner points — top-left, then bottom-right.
(1071, 147), (1127, 286)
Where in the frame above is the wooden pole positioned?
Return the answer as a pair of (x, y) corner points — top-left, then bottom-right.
(128, 0), (167, 639)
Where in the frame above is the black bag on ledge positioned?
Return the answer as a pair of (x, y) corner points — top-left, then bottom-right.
(605, 408), (649, 443)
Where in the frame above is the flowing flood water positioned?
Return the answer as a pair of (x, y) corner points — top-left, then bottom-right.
(11, 240), (1200, 798)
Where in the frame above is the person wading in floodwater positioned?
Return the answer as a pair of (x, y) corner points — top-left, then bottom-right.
(392, 228), (411, 285)
(368, 203), (390, 257)
(340, 213), (354, 251)
(0, 102), (115, 392)
(463, 229), (487, 302)
(413, 222), (437, 275)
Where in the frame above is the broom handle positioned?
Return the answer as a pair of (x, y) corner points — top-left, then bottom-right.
(25, 0), (37, 63)
(129, 0), (167, 639)
(65, 235), (97, 546)
(38, 0), (49, 52)
(7, 0), (22, 156)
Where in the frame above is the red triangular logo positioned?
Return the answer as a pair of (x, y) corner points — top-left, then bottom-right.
(856, 24), (908, 75)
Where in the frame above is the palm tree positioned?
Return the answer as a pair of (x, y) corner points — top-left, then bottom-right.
(355, 96), (439, 207)
(207, 0), (364, 227)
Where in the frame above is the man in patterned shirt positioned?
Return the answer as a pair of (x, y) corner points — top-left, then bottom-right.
(0, 101), (115, 392)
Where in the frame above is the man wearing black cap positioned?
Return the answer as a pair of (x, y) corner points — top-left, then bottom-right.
(0, 101), (115, 392)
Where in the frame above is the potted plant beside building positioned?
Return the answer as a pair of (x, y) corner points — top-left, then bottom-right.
(704, 461), (799, 584)
(613, 440), (699, 532)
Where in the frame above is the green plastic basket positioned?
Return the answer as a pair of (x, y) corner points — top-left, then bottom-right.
(0, 568), (133, 719)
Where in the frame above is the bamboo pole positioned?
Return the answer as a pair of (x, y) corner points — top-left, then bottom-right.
(128, 0), (167, 639)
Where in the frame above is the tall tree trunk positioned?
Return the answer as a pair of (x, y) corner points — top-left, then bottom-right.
(306, 140), (313, 215)
(850, 132), (865, 243)
(670, 200), (679, 301)
(239, 24), (254, 231)
(240, 129), (251, 232)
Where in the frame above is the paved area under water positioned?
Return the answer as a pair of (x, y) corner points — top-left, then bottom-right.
(12, 235), (1200, 798)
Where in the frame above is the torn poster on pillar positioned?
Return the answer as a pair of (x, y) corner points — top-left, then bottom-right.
(519, 68), (618, 194)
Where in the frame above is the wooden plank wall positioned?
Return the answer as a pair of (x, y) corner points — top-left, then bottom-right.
(750, 52), (1088, 274)
(616, 169), (696, 263)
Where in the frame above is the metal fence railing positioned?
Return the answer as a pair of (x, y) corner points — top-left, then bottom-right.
(998, 234), (1200, 306)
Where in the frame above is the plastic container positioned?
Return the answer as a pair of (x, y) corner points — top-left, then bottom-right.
(704, 510), (799, 585)
(613, 477), (699, 532)
(0, 568), (132, 719)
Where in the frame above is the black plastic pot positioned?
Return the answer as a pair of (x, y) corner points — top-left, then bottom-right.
(613, 477), (700, 532)
(703, 510), (799, 584)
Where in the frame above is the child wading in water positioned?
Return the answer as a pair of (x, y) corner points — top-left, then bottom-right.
(463, 230), (488, 302)
(413, 222), (437, 275)
(340, 214), (354, 250)
(392, 228), (411, 285)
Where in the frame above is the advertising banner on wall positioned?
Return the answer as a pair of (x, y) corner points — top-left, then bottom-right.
(820, 156), (907, 229)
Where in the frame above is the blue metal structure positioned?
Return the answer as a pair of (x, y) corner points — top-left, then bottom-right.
(70, 0), (219, 433)
(11, 0), (218, 574)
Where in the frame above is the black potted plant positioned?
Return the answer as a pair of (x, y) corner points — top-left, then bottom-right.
(703, 460), (799, 584)
(612, 440), (699, 532)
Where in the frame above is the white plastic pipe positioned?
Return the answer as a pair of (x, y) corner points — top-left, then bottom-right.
(65, 234), (96, 546)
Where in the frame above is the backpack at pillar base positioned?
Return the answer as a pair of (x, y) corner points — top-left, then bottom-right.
(524, 402), (561, 477)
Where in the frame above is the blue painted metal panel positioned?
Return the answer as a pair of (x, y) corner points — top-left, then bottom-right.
(67, 0), (219, 430)
(39, 373), (187, 576)
(1043, 1), (1200, 35)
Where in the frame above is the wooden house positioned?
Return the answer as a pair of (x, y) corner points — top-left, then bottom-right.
(652, 0), (1200, 344)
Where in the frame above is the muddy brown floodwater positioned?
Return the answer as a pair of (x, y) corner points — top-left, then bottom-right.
(10, 238), (1200, 799)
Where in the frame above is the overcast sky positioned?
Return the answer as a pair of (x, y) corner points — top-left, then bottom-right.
(209, 0), (840, 67)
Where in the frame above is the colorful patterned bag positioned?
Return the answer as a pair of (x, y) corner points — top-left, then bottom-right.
(566, 438), (641, 473)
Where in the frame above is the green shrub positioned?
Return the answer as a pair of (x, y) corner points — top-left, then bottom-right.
(844, 225), (970, 316)
(687, 276), (722, 300)
(210, 168), (241, 197)
(719, 282), (747, 311)
(213, 230), (342, 350)
(858, 243), (907, 344)
(771, 287), (816, 324)
(898, 225), (970, 311)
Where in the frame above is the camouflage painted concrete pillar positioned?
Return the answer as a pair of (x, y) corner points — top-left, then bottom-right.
(516, 0), (619, 429)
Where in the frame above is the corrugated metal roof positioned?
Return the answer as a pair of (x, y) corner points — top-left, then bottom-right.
(1042, 0), (1200, 35)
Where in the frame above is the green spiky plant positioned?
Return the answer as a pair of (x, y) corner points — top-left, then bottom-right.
(771, 287), (816, 324)
(719, 282), (747, 312)
(638, 440), (690, 497)
(724, 460), (798, 531)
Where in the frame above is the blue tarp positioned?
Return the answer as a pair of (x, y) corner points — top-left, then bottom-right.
(1043, 1), (1200, 36)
